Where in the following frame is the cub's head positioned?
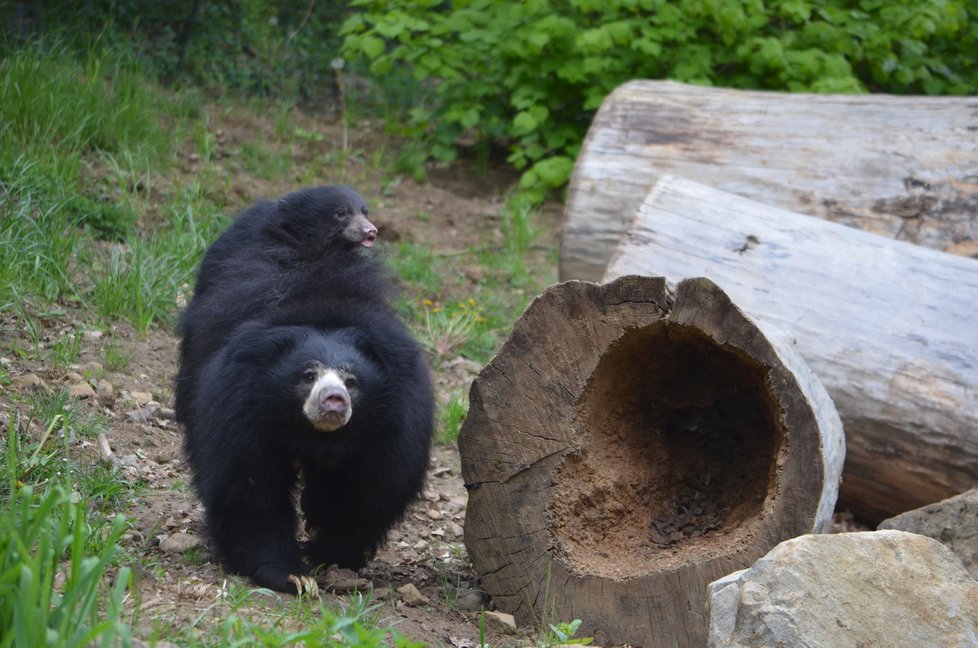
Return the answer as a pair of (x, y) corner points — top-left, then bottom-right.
(277, 185), (377, 250)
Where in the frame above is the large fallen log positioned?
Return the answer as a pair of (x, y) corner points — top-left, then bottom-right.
(561, 80), (978, 281)
(459, 275), (844, 648)
(605, 176), (978, 522)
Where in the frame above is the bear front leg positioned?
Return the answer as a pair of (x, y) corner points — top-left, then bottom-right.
(201, 474), (313, 595)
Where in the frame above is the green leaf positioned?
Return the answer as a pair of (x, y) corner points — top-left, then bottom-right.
(361, 36), (386, 59)
(431, 143), (458, 163)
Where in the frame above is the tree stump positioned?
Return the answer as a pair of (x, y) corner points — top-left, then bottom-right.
(458, 275), (844, 648)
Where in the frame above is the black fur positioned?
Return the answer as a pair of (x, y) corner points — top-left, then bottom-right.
(175, 185), (433, 593)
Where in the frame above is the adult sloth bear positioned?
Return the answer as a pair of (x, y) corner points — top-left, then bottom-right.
(175, 186), (433, 595)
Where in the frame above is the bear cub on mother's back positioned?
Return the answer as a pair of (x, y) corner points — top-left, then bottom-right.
(175, 186), (434, 595)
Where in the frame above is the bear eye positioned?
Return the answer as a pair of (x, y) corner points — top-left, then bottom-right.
(335, 207), (347, 218)
(301, 370), (318, 383)
(344, 377), (357, 390)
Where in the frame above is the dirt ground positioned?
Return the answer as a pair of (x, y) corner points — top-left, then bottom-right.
(0, 107), (565, 646)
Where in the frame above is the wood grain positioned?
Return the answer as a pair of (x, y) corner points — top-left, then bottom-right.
(562, 80), (978, 281)
(459, 275), (843, 647)
(605, 175), (978, 521)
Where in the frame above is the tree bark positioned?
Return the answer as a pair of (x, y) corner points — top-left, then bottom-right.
(605, 175), (978, 523)
(459, 275), (844, 648)
(561, 80), (978, 282)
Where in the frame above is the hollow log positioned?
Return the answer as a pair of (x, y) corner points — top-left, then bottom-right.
(605, 176), (978, 523)
(459, 275), (844, 648)
(561, 80), (978, 282)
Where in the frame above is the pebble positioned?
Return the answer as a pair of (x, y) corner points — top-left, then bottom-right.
(456, 588), (488, 612)
(131, 391), (154, 405)
(396, 582), (429, 606)
(160, 532), (202, 555)
(79, 361), (104, 376)
(69, 382), (97, 399)
(482, 610), (517, 635)
(11, 374), (47, 390)
(97, 379), (114, 398)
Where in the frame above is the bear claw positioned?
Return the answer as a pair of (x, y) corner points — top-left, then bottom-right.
(288, 574), (319, 597)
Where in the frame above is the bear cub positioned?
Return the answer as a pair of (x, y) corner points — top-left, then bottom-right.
(175, 185), (434, 595)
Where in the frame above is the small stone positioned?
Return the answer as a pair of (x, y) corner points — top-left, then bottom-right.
(135, 640), (179, 648)
(156, 406), (177, 420)
(131, 391), (153, 405)
(69, 382), (97, 399)
(11, 374), (47, 390)
(448, 522), (465, 539)
(396, 582), (429, 606)
(67, 372), (85, 383)
(412, 539), (430, 552)
(83, 330), (104, 341)
(423, 488), (440, 502)
(323, 566), (361, 592)
(160, 532), (202, 555)
(427, 508), (444, 520)
(80, 361), (104, 376)
(456, 588), (488, 612)
(482, 610), (517, 635)
(97, 380), (114, 398)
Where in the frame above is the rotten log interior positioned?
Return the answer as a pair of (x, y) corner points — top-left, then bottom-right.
(551, 322), (780, 578)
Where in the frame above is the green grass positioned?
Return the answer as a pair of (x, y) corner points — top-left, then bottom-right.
(0, 418), (134, 648)
(437, 389), (468, 445)
(0, 32), (559, 647)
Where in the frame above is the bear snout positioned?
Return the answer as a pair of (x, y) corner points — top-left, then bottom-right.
(303, 370), (354, 431)
(319, 388), (349, 413)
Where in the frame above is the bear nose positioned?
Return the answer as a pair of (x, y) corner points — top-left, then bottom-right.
(320, 389), (348, 412)
(361, 224), (378, 247)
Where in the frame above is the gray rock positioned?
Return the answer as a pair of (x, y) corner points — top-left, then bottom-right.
(160, 532), (202, 555)
(68, 381), (97, 399)
(456, 588), (488, 612)
(396, 582), (429, 606)
(11, 374), (47, 391)
(482, 610), (517, 635)
(79, 361), (104, 377)
(879, 487), (978, 579)
(707, 531), (978, 647)
(97, 379), (115, 399)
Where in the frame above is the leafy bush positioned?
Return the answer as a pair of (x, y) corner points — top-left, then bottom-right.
(1, 0), (351, 104)
(342, 0), (978, 197)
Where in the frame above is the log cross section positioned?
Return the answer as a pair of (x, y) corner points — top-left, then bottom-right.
(459, 275), (844, 648)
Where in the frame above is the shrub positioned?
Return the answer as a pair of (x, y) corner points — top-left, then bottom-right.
(342, 0), (978, 198)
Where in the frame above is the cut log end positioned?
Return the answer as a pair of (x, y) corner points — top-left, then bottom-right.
(551, 321), (782, 579)
(459, 275), (843, 647)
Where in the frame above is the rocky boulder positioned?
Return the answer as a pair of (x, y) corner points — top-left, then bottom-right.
(707, 530), (978, 647)
(879, 487), (978, 579)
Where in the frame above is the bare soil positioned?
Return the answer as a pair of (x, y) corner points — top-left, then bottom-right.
(0, 104), (561, 646)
